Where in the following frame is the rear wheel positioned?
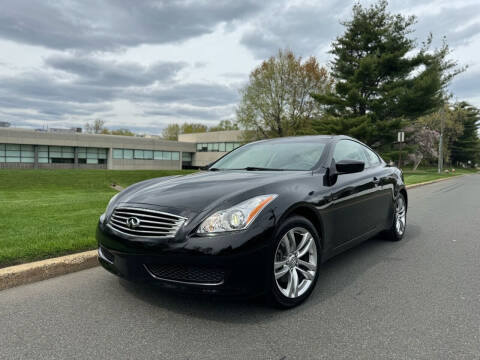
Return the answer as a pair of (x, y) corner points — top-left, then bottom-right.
(386, 193), (407, 241)
(267, 216), (320, 308)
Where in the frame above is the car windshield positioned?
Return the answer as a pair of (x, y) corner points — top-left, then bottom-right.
(211, 139), (327, 171)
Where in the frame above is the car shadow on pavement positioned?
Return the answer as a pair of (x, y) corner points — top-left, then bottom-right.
(120, 223), (421, 324)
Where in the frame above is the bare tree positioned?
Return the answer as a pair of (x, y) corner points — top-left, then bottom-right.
(237, 49), (331, 140)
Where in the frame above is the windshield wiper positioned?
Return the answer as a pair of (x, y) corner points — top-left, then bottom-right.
(235, 166), (286, 171)
(208, 167), (221, 171)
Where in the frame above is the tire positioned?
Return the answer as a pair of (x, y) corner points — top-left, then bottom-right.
(267, 216), (321, 309)
(386, 192), (407, 241)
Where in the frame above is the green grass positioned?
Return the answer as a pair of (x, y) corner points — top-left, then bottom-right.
(402, 167), (478, 186)
(0, 169), (195, 268)
(1, 166), (477, 268)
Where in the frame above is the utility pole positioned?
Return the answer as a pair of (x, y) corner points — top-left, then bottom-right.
(397, 131), (405, 168)
(437, 106), (445, 174)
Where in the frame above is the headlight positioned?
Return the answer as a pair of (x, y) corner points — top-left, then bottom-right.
(197, 194), (278, 234)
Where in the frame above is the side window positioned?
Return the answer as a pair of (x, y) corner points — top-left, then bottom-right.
(333, 140), (367, 164)
(363, 146), (381, 168)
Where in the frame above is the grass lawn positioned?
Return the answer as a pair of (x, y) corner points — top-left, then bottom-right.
(402, 167), (478, 186)
(1, 166), (477, 268)
(0, 169), (195, 268)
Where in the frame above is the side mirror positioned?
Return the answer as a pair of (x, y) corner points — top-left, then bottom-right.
(336, 160), (365, 174)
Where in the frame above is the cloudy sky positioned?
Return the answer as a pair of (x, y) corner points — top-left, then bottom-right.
(1, 0), (479, 134)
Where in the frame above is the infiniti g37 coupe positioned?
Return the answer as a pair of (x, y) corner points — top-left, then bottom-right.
(97, 135), (407, 308)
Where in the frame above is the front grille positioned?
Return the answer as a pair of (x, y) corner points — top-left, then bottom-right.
(108, 207), (186, 238)
(145, 264), (225, 285)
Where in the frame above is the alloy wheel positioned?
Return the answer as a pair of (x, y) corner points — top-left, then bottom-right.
(274, 227), (318, 299)
(395, 196), (406, 235)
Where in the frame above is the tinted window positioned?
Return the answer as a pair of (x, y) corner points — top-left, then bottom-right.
(363, 146), (381, 167)
(213, 140), (327, 171)
(333, 140), (367, 163)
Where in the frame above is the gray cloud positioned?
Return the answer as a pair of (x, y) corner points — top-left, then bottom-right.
(45, 55), (186, 87)
(240, 0), (348, 59)
(449, 68), (480, 99)
(143, 104), (235, 121)
(138, 83), (239, 107)
(0, 0), (267, 51)
(411, 3), (480, 47)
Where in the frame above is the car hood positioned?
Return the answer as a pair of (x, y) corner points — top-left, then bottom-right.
(117, 170), (310, 212)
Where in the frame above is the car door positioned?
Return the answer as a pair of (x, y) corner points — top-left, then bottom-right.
(326, 140), (380, 249)
(362, 144), (394, 229)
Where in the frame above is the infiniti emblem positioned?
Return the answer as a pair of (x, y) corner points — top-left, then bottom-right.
(126, 217), (141, 229)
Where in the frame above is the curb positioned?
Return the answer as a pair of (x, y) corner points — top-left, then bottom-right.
(1, 172), (476, 292)
(0, 250), (98, 291)
(405, 174), (469, 189)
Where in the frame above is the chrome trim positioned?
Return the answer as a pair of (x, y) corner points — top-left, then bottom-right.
(98, 247), (114, 265)
(108, 206), (187, 239)
(115, 207), (187, 220)
(143, 265), (225, 286)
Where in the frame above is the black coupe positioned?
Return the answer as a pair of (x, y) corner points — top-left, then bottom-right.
(97, 135), (407, 308)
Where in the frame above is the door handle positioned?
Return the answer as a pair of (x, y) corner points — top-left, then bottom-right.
(373, 177), (380, 185)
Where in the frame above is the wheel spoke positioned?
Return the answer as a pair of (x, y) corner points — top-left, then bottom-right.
(297, 235), (313, 258)
(287, 230), (296, 252)
(275, 265), (289, 279)
(298, 259), (316, 271)
(274, 260), (287, 269)
(296, 266), (314, 281)
(283, 234), (291, 254)
(287, 269), (299, 298)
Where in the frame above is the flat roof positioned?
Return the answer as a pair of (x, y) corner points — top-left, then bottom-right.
(0, 128), (196, 152)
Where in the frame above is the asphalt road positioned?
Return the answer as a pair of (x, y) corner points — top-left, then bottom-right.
(1, 175), (479, 360)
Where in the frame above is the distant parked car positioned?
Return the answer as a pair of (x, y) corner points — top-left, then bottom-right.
(97, 135), (407, 308)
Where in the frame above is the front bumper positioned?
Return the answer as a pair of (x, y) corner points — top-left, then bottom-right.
(96, 221), (274, 296)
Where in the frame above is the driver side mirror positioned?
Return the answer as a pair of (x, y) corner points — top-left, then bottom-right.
(324, 159), (365, 186)
(336, 160), (365, 174)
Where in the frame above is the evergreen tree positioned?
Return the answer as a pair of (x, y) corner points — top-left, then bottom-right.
(451, 102), (480, 166)
(312, 0), (461, 147)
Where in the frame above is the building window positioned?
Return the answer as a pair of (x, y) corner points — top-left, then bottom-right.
(0, 143), (36, 163)
(134, 149), (144, 159)
(171, 152), (180, 161)
(77, 147), (106, 164)
(162, 152), (172, 160)
(124, 149), (133, 159)
(225, 143), (234, 152)
(143, 150), (153, 160)
(113, 149), (123, 159)
(196, 142), (241, 152)
(0, 143), (5, 162)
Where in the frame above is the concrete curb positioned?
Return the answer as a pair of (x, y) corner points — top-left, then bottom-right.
(405, 174), (468, 189)
(1, 172), (476, 292)
(0, 250), (98, 291)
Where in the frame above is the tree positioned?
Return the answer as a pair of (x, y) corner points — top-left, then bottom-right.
(181, 123), (208, 134)
(237, 49), (331, 140)
(209, 120), (239, 132)
(85, 119), (106, 134)
(101, 128), (135, 136)
(404, 124), (439, 170)
(162, 124), (180, 140)
(450, 102), (480, 166)
(162, 122), (208, 141)
(312, 0), (462, 147)
(417, 104), (464, 166)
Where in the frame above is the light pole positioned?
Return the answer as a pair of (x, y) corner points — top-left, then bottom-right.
(397, 131), (405, 168)
(437, 106), (445, 174)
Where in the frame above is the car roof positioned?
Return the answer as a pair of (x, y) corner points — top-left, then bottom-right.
(250, 135), (352, 144)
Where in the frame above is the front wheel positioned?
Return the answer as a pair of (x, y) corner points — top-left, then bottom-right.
(267, 216), (320, 308)
(386, 193), (407, 241)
